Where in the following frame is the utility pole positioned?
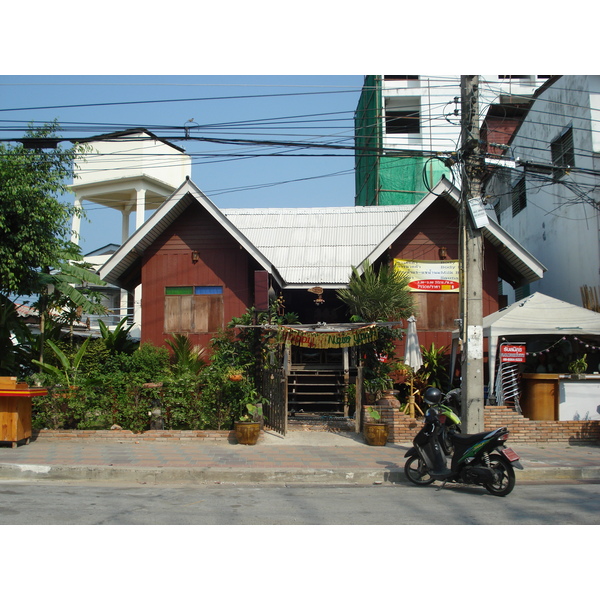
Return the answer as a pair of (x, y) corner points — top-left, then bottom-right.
(460, 76), (485, 433)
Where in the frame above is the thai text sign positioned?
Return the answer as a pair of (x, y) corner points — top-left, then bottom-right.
(394, 259), (460, 292)
(281, 325), (379, 349)
(500, 344), (527, 363)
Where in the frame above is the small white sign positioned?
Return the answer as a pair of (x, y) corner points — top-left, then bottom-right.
(467, 197), (489, 229)
(467, 325), (484, 360)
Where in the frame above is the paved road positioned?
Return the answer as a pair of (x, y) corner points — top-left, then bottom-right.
(1, 480), (598, 525)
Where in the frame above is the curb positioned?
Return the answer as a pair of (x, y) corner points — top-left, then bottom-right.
(515, 466), (600, 482)
(0, 463), (403, 485)
(1, 463), (599, 485)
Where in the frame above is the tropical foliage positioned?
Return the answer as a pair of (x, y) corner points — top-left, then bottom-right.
(27, 306), (275, 432)
(337, 260), (415, 390)
(0, 121), (89, 296)
(337, 260), (414, 323)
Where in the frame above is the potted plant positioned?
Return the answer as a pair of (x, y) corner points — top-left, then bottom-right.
(568, 354), (587, 379)
(234, 402), (264, 445)
(226, 367), (245, 382)
(363, 406), (389, 446)
(364, 376), (392, 404)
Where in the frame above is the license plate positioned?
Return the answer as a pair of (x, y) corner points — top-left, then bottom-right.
(501, 447), (520, 462)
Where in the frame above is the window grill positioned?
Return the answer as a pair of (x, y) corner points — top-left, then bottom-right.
(551, 127), (575, 179)
(512, 176), (527, 217)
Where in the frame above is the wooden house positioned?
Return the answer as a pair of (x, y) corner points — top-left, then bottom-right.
(99, 176), (545, 415)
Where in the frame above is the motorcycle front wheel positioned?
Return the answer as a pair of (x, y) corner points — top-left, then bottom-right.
(484, 454), (516, 496)
(441, 424), (461, 455)
(404, 455), (436, 486)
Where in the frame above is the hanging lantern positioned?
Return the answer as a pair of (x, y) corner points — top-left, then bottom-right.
(308, 286), (325, 305)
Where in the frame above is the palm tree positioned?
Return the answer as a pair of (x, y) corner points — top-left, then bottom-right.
(337, 260), (415, 389)
(337, 260), (415, 322)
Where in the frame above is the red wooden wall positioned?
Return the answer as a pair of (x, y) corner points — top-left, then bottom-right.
(389, 197), (500, 375)
(140, 202), (255, 349)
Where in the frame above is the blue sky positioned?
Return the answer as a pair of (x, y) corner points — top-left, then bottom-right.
(0, 74), (365, 253)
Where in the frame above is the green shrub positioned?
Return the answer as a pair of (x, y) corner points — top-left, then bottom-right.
(162, 372), (206, 430)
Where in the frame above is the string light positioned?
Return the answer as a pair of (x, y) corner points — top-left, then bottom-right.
(500, 336), (600, 357)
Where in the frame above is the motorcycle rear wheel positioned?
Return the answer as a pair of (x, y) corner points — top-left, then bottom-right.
(404, 455), (436, 486)
(484, 454), (516, 496)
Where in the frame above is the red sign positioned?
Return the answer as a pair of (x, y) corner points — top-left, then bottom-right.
(407, 279), (460, 292)
(500, 344), (526, 363)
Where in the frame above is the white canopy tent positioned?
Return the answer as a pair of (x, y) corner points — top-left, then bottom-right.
(451, 293), (600, 394)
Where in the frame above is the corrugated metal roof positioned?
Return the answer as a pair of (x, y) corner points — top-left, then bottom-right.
(223, 205), (412, 286)
(100, 177), (545, 292)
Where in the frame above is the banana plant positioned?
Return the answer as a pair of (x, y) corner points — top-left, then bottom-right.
(32, 337), (91, 387)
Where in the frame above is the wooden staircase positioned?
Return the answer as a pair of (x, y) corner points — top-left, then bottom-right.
(288, 369), (347, 415)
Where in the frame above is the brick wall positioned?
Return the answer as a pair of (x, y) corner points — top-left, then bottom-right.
(364, 405), (600, 444)
(483, 406), (600, 444)
(33, 407), (600, 444)
(34, 429), (235, 442)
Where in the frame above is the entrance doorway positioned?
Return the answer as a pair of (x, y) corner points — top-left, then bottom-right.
(288, 347), (357, 416)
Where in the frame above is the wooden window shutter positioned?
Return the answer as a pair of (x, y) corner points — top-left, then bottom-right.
(191, 295), (223, 333)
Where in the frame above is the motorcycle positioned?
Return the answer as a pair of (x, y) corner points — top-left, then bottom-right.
(404, 401), (523, 496)
(422, 387), (461, 455)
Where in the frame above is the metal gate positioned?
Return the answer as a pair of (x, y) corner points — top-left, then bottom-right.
(262, 368), (287, 436)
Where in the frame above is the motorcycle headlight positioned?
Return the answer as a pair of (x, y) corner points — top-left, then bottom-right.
(425, 408), (439, 422)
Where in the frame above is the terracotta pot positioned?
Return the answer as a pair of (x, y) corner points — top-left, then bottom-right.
(228, 374), (244, 382)
(363, 422), (389, 446)
(234, 421), (260, 445)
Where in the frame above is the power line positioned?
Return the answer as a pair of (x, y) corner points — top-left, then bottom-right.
(0, 88), (361, 114)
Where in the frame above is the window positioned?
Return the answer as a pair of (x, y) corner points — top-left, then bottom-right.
(164, 286), (223, 334)
(385, 109), (420, 134)
(515, 284), (530, 301)
(512, 176), (527, 217)
(385, 97), (420, 135)
(384, 75), (419, 81)
(551, 127), (575, 179)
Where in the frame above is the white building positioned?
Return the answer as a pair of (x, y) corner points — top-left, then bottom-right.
(70, 129), (192, 334)
(485, 75), (600, 309)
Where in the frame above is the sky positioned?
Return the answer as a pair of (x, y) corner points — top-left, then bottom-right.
(0, 74), (365, 254)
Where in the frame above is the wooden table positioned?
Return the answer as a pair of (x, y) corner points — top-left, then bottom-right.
(0, 380), (47, 448)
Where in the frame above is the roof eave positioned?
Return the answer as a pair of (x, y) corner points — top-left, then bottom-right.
(99, 179), (281, 290)
(361, 177), (460, 269)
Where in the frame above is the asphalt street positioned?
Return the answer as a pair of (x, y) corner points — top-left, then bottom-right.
(1, 479), (599, 525)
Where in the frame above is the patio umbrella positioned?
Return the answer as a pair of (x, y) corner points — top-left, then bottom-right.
(404, 315), (423, 418)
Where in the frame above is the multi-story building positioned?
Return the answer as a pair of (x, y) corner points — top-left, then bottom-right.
(355, 75), (551, 206)
(484, 75), (600, 308)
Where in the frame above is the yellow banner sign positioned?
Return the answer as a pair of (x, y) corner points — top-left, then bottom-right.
(394, 259), (460, 292)
(281, 325), (379, 349)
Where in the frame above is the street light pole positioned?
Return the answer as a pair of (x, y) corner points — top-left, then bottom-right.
(460, 75), (485, 433)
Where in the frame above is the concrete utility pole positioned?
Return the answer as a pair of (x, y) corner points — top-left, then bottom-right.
(460, 76), (485, 433)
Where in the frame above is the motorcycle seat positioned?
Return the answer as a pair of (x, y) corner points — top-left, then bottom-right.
(451, 429), (503, 445)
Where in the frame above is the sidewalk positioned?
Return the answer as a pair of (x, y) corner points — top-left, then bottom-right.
(1, 430), (599, 485)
